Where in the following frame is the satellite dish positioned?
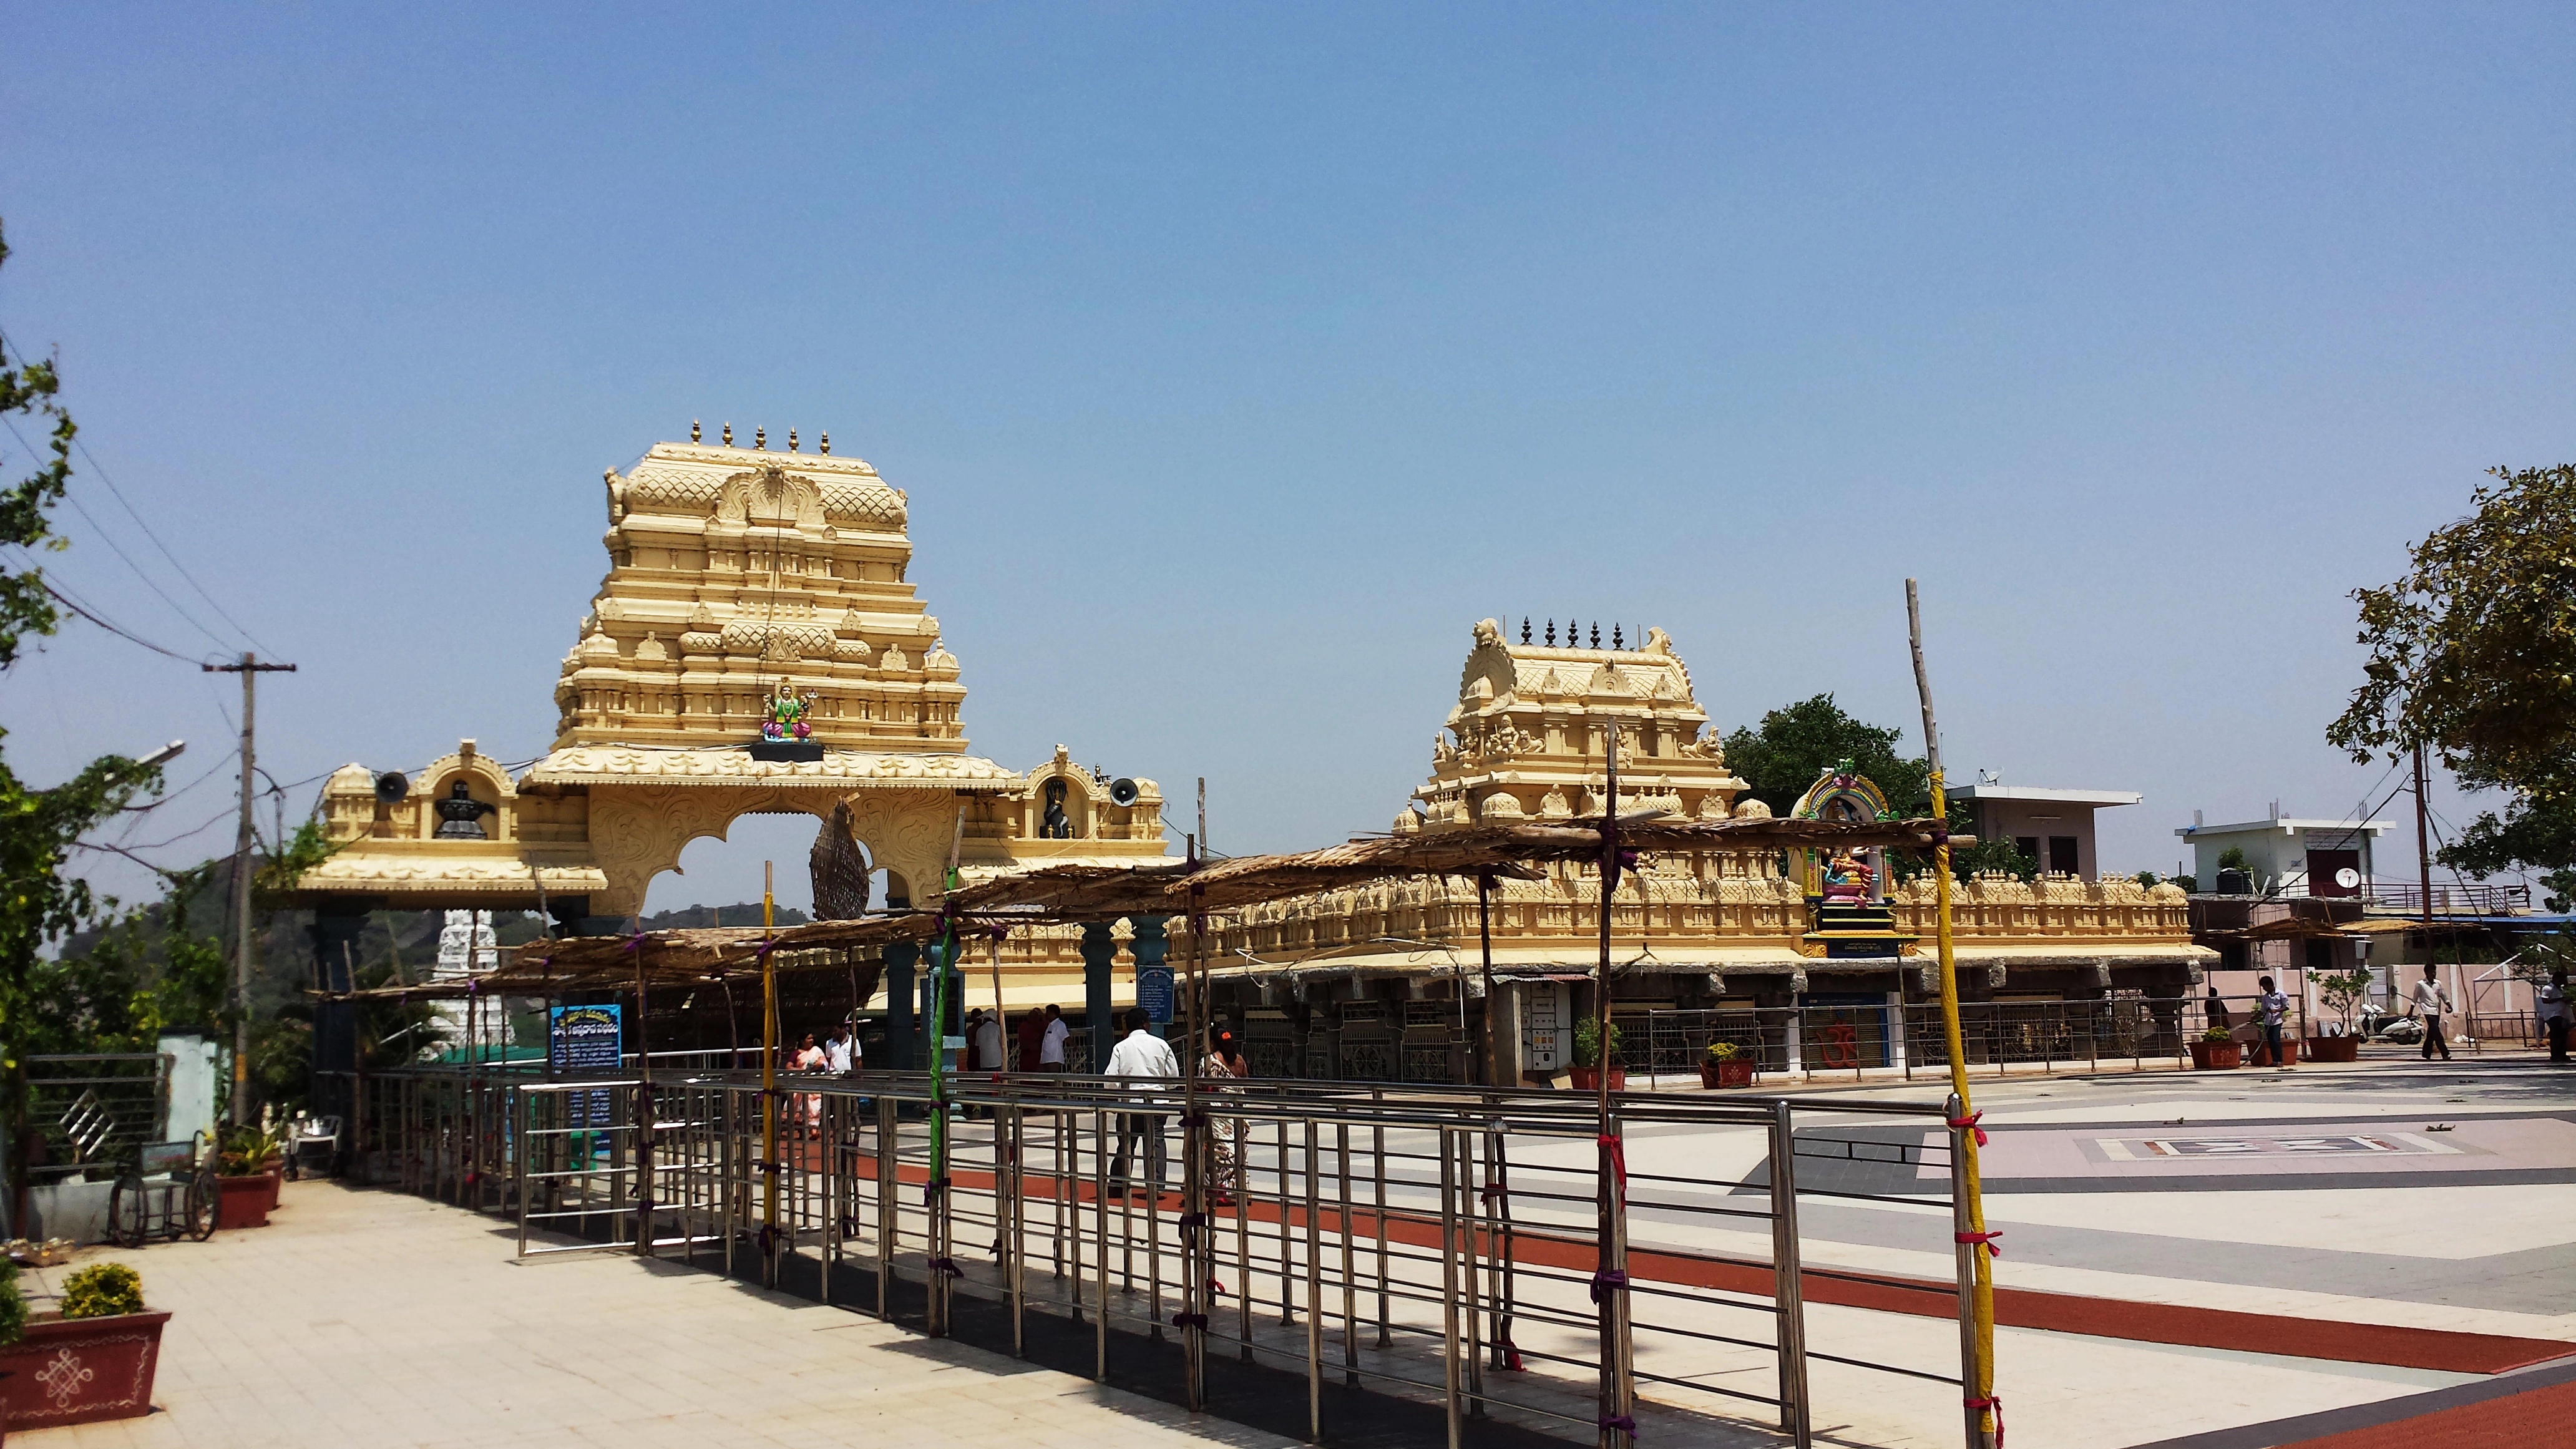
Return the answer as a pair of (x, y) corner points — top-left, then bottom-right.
(2334, 867), (2362, 890)
(1108, 778), (1141, 807)
(374, 771), (410, 803)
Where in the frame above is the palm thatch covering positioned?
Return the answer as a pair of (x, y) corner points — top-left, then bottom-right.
(313, 814), (1964, 999)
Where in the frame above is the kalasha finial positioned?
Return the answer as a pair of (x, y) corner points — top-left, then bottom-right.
(1520, 617), (1531, 645)
(1545, 620), (1556, 646)
(1590, 623), (1601, 648)
(691, 419), (701, 442)
(788, 427), (799, 452)
(1612, 623), (1623, 650)
(819, 432), (830, 455)
(754, 426), (767, 450)
(723, 422), (733, 445)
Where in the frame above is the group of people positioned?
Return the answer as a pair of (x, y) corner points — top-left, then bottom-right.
(1101, 1009), (1251, 1205)
(2217, 963), (2573, 1066)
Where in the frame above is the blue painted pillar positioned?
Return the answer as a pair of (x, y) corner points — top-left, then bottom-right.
(883, 940), (919, 1071)
(1080, 922), (1117, 1073)
(1130, 915), (1172, 1040)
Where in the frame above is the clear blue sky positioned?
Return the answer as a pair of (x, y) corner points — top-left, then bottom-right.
(6, 5), (2571, 914)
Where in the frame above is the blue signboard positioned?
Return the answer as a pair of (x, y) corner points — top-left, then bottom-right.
(550, 1004), (622, 1131)
(1135, 964), (1174, 1025)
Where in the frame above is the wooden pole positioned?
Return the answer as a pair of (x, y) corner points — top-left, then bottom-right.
(1594, 719), (1628, 1447)
(1479, 872), (1498, 1089)
(762, 862), (779, 1286)
(203, 653), (296, 1126)
(1911, 578), (1994, 1448)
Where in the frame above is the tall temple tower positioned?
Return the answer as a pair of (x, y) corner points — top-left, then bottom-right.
(556, 434), (965, 754)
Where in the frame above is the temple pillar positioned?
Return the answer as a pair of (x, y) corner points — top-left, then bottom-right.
(309, 905), (369, 1125)
(1080, 922), (1117, 1072)
(1129, 915), (1171, 1041)
(882, 941), (919, 1071)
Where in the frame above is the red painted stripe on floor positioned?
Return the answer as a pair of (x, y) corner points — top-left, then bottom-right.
(827, 1156), (2573, 1374)
(2283, 1375), (2576, 1447)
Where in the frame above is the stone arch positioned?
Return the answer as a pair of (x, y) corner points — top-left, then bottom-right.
(583, 783), (964, 919)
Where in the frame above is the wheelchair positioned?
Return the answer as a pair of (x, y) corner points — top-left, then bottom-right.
(105, 1139), (218, 1247)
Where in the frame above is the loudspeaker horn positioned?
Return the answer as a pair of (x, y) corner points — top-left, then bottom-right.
(1108, 777), (1141, 807)
(374, 770), (410, 803)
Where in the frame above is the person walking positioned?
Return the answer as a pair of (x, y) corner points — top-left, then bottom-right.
(2256, 976), (2293, 1069)
(2409, 965), (2456, 1061)
(1037, 1003), (1071, 1073)
(793, 1032), (827, 1137)
(2540, 970), (2571, 1064)
(2205, 985), (2233, 1033)
(971, 1008), (1005, 1075)
(1105, 1008), (1178, 1196)
(824, 1022), (856, 1077)
(1198, 1025), (1250, 1207)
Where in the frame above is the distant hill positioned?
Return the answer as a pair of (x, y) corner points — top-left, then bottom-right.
(640, 902), (812, 930)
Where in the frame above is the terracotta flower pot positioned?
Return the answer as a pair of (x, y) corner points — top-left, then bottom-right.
(2304, 1036), (2360, 1064)
(215, 1174), (270, 1230)
(1568, 1066), (1627, 1092)
(2248, 1038), (2300, 1068)
(2189, 1041), (2242, 1070)
(261, 1159), (285, 1211)
(0, 1310), (170, 1429)
(1700, 1060), (1755, 1089)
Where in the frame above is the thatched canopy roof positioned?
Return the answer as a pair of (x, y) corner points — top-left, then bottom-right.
(314, 814), (1967, 999)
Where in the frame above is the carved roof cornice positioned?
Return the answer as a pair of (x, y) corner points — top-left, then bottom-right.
(521, 744), (1026, 791)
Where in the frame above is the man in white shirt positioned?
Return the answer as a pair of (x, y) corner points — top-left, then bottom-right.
(1038, 1004), (1070, 1072)
(2409, 966), (2455, 1061)
(2255, 976), (2293, 1069)
(824, 1024), (855, 1076)
(1104, 1008), (1179, 1194)
(971, 1009), (1005, 1074)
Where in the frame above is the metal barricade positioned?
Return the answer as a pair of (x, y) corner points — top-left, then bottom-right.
(351, 1062), (1984, 1447)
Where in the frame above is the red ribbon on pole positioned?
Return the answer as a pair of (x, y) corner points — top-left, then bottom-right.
(1948, 1110), (1989, 1147)
(1955, 1229), (2004, 1259)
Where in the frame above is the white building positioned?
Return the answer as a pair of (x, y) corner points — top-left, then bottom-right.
(1947, 784), (2142, 882)
(2175, 808), (2394, 897)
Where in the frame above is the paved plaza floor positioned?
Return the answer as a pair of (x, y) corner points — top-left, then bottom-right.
(15, 1051), (2574, 1448)
(17, 1184), (1295, 1449)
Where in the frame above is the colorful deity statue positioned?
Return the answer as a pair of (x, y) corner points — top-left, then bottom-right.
(761, 685), (814, 742)
(1820, 849), (1876, 903)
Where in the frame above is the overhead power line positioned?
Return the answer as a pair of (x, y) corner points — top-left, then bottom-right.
(0, 320), (269, 655)
(40, 579), (209, 664)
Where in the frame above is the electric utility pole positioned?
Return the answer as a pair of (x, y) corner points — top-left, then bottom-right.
(205, 653), (296, 1126)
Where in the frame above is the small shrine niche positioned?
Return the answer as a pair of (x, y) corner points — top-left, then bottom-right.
(1788, 761), (1915, 960)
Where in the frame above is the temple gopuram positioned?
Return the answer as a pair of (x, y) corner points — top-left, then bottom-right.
(285, 431), (1176, 1080)
(1173, 618), (2208, 1082)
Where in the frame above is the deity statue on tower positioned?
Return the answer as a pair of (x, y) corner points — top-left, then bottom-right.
(762, 685), (814, 743)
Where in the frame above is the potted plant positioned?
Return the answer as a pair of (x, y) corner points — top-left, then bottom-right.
(1569, 1017), (1625, 1091)
(0, 1261), (170, 1430)
(2189, 1027), (2242, 1070)
(2306, 968), (2369, 1063)
(1700, 1041), (1755, 1089)
(215, 1126), (281, 1230)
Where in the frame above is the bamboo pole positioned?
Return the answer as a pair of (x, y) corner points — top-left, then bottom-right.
(1910, 578), (1996, 1449)
(1593, 722), (1631, 1448)
(762, 862), (779, 1287)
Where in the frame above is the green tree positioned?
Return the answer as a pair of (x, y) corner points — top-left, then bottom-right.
(0, 219), (169, 1223)
(1722, 693), (1930, 816)
(2328, 465), (2576, 907)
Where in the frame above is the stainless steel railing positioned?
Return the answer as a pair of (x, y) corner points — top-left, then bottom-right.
(338, 1063), (1987, 1448)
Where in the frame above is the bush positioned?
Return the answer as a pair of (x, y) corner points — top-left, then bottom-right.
(1704, 1040), (1740, 1062)
(1573, 1015), (1623, 1067)
(0, 1260), (24, 1345)
(2201, 1027), (2234, 1043)
(61, 1262), (143, 1319)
